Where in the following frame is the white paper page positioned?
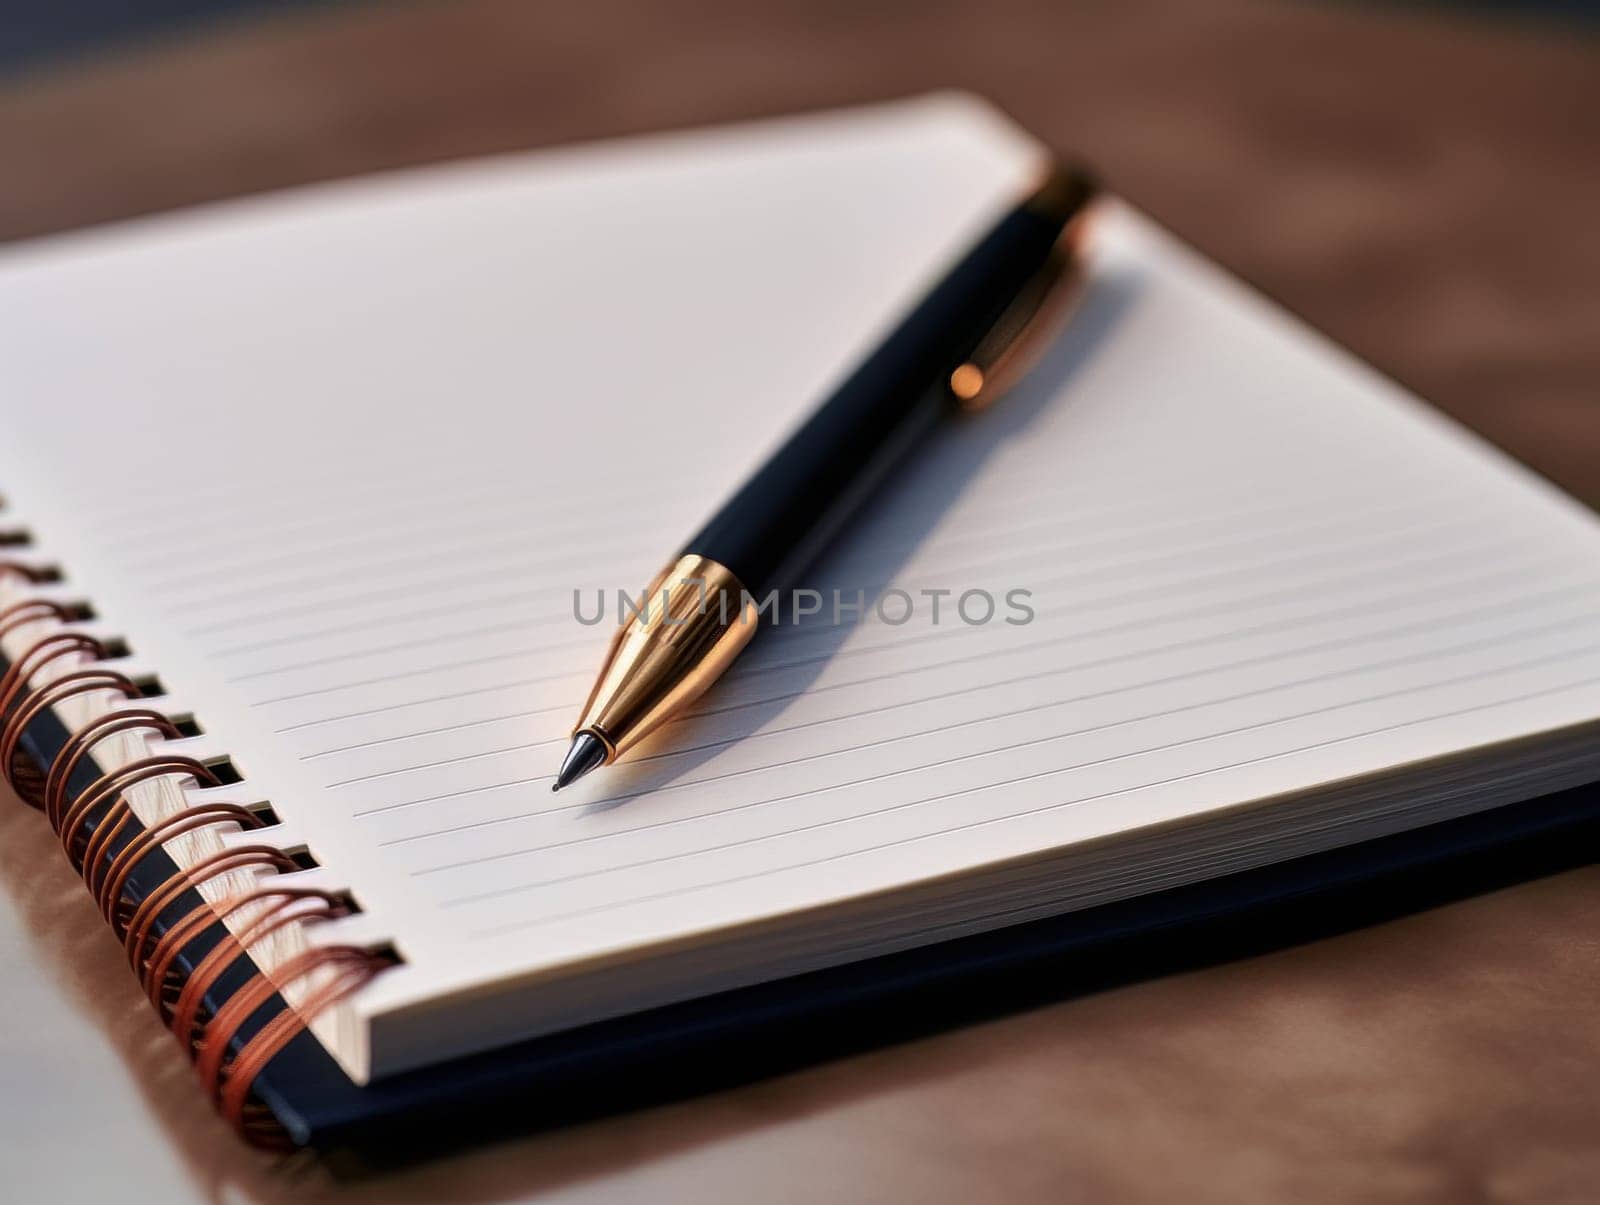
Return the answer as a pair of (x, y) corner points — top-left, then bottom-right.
(3, 95), (1600, 1080)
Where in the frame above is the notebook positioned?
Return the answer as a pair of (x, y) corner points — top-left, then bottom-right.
(4, 93), (1600, 1151)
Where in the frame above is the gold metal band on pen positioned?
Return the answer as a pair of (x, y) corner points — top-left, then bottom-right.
(572, 554), (759, 760)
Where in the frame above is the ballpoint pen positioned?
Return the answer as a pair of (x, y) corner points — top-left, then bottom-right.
(553, 160), (1098, 791)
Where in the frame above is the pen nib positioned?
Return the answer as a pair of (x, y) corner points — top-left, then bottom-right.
(552, 731), (607, 792)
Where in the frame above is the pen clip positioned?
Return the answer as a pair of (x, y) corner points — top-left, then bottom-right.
(947, 184), (1097, 414)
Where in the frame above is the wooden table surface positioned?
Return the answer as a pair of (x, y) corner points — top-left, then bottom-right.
(2, 2), (1598, 1200)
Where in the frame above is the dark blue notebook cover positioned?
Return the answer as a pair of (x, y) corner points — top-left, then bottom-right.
(15, 689), (1600, 1166)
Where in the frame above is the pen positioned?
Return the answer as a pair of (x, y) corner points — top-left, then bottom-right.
(554, 161), (1098, 790)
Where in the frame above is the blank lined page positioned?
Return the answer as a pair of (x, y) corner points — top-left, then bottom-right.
(3, 95), (1600, 1079)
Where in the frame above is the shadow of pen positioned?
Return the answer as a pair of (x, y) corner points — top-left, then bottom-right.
(577, 265), (1144, 813)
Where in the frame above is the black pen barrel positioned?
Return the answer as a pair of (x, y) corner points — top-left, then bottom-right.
(682, 166), (1093, 595)
(560, 163), (1097, 777)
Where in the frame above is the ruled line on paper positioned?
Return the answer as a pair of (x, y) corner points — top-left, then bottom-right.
(119, 477), (615, 580)
(143, 510), (656, 601)
(237, 500), (1492, 709)
(270, 526), (1532, 743)
(274, 678), (576, 735)
(378, 585), (1600, 851)
(337, 563), (1583, 803)
(170, 530), (651, 618)
(187, 470), (1441, 640)
(208, 586), (562, 659)
(225, 489), (1335, 682)
(294, 532), (1541, 761)
(463, 668), (1600, 932)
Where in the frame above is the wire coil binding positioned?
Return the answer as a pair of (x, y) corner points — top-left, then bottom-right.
(0, 553), (392, 1149)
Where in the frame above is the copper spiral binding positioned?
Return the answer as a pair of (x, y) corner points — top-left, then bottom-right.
(7, 670), (143, 814)
(0, 560), (393, 1149)
(0, 598), (75, 640)
(0, 559), (58, 584)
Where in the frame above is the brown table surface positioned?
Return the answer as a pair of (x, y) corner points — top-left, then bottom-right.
(3, 1), (1598, 1200)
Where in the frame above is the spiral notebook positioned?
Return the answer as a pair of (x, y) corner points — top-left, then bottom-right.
(4, 94), (1600, 1152)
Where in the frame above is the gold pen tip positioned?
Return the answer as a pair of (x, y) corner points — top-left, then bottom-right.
(553, 731), (607, 792)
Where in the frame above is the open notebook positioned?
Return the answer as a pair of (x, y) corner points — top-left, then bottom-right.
(4, 94), (1600, 1146)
